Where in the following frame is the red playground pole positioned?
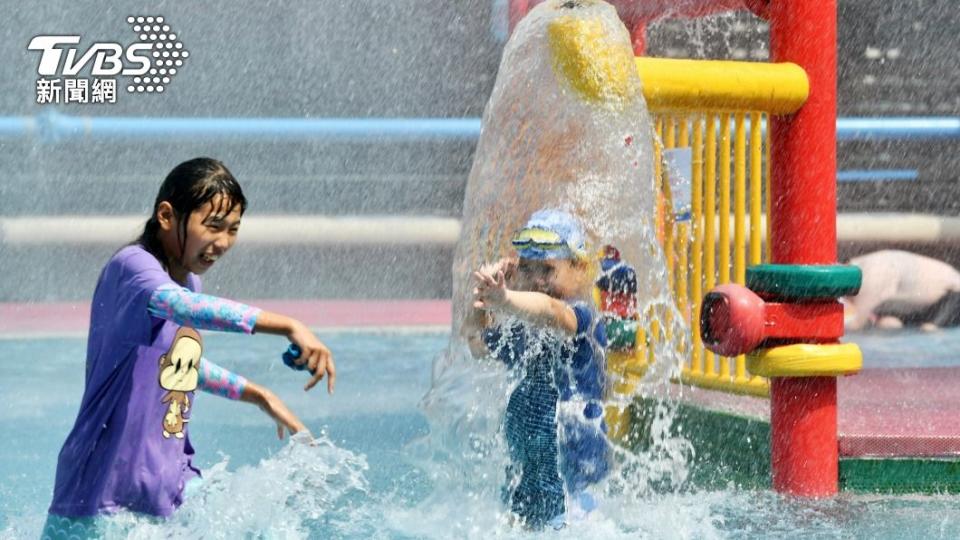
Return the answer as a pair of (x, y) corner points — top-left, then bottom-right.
(768, 0), (840, 497)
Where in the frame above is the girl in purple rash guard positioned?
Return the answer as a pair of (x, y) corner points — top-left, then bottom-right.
(43, 158), (337, 538)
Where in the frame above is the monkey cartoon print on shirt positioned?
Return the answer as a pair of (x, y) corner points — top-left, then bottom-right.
(158, 327), (202, 439)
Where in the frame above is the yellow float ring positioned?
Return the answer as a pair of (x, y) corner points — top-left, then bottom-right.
(746, 343), (862, 378)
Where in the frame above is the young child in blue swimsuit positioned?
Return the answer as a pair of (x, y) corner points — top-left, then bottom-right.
(43, 158), (336, 538)
(463, 208), (609, 530)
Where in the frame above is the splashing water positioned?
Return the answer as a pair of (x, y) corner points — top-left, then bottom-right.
(156, 433), (371, 538)
(71, 433), (371, 539)
(417, 0), (698, 533)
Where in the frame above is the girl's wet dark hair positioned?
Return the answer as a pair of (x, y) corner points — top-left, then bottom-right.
(136, 157), (246, 268)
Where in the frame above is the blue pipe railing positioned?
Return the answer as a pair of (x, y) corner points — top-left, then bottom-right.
(0, 111), (482, 143)
(0, 111), (957, 143)
(836, 169), (918, 182)
(836, 117), (960, 141)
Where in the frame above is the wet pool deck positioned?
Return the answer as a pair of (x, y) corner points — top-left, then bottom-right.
(680, 367), (960, 459)
(4, 301), (960, 464)
(839, 367), (960, 457)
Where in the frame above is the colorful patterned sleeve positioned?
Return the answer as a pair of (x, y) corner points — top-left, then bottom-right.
(197, 357), (248, 400)
(148, 285), (261, 334)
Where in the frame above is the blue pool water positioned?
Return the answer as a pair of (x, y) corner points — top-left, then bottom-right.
(2, 328), (960, 538)
(845, 328), (960, 368)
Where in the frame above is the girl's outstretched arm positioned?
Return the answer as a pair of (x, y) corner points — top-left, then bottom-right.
(149, 285), (336, 393)
(241, 380), (307, 440)
(149, 285), (260, 333)
(197, 358), (306, 439)
(252, 311), (335, 394)
(197, 357), (249, 400)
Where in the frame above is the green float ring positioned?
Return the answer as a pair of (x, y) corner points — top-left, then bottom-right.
(746, 264), (862, 300)
(606, 318), (639, 350)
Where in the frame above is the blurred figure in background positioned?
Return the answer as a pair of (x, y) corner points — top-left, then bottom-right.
(844, 250), (960, 331)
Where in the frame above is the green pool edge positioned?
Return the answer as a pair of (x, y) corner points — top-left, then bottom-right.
(625, 396), (960, 494)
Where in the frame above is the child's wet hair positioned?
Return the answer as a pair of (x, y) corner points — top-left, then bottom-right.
(136, 157), (246, 267)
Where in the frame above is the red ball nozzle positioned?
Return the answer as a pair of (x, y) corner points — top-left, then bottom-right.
(700, 284), (766, 356)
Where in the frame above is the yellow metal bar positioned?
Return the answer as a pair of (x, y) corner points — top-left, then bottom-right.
(756, 113), (773, 390)
(703, 113), (718, 379)
(677, 117), (690, 334)
(655, 117), (664, 244)
(681, 373), (770, 397)
(663, 115), (679, 300)
(718, 113), (732, 287)
(749, 112), (763, 266)
(691, 116), (705, 377)
(765, 113), (772, 263)
(663, 116), (676, 296)
(718, 113), (731, 380)
(734, 112), (747, 285)
(677, 222), (689, 323)
(733, 113), (748, 385)
(636, 57), (809, 114)
(655, 116), (674, 363)
(665, 115), (677, 149)
(664, 236), (675, 315)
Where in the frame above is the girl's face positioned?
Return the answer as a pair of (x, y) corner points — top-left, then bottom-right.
(512, 257), (587, 299)
(158, 194), (242, 281)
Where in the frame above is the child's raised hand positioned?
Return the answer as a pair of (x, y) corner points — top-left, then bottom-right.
(287, 321), (337, 394)
(473, 269), (508, 310)
(479, 257), (517, 284)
